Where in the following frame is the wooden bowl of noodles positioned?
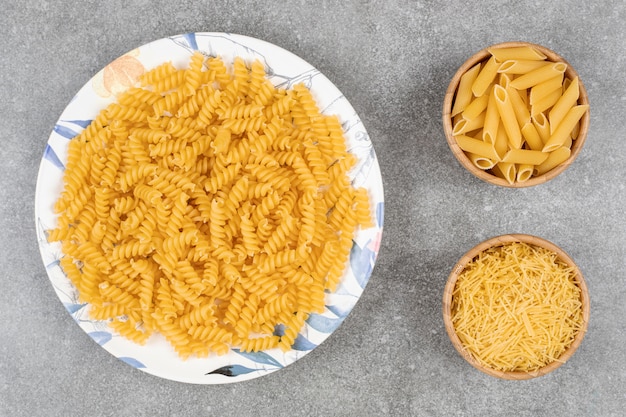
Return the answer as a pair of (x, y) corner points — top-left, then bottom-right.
(442, 41), (590, 187)
(442, 234), (589, 379)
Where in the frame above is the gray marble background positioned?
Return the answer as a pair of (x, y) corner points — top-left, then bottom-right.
(2, 1), (625, 416)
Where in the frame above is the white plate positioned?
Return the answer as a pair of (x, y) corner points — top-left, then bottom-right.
(35, 32), (384, 384)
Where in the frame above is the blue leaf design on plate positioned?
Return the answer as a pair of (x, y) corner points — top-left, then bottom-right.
(330, 282), (358, 297)
(46, 259), (61, 269)
(273, 323), (285, 337)
(119, 357), (146, 369)
(326, 303), (353, 319)
(376, 201), (385, 227)
(291, 334), (317, 351)
(53, 124), (79, 140)
(88, 331), (112, 346)
(183, 32), (198, 50)
(350, 241), (374, 289)
(63, 302), (86, 314)
(306, 313), (343, 333)
(232, 349), (283, 369)
(43, 145), (64, 169)
(206, 364), (258, 377)
(64, 119), (92, 129)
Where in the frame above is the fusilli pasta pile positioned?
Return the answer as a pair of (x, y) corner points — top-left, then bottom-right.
(49, 52), (373, 358)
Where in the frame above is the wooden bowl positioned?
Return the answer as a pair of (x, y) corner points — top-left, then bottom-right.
(442, 234), (590, 380)
(442, 41), (590, 187)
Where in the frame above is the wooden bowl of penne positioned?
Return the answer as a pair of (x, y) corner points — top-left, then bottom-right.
(442, 234), (589, 379)
(442, 41), (590, 187)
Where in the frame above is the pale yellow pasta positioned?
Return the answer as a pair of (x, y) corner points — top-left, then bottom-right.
(461, 93), (490, 121)
(488, 46), (547, 61)
(497, 59), (549, 74)
(532, 113), (551, 143)
(491, 162), (516, 185)
(549, 77), (580, 133)
(516, 164), (535, 183)
(520, 122), (544, 151)
(472, 56), (499, 97)
(454, 135), (499, 160)
(529, 74), (564, 105)
(452, 113), (463, 127)
(570, 119), (580, 140)
(501, 148), (549, 165)
(452, 111), (486, 135)
(451, 62), (482, 116)
(482, 88), (500, 144)
(542, 105), (589, 152)
(467, 153), (496, 170)
(530, 88), (562, 116)
(509, 62), (567, 90)
(507, 86), (530, 127)
(534, 146), (571, 176)
(497, 73), (512, 89)
(493, 85), (522, 149)
(493, 125), (509, 160)
(450, 45), (586, 183)
(49, 52), (375, 358)
(562, 135), (573, 149)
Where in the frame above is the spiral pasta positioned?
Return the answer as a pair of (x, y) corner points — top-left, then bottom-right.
(49, 52), (374, 359)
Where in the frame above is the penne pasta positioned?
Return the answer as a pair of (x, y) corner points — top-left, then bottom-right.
(452, 111), (486, 135)
(493, 85), (523, 149)
(453, 113), (464, 127)
(491, 162), (517, 185)
(507, 86), (531, 126)
(488, 46), (547, 61)
(520, 122), (544, 151)
(542, 105), (589, 152)
(516, 164), (535, 183)
(562, 135), (573, 149)
(471, 129), (484, 140)
(454, 135), (500, 161)
(509, 62), (567, 90)
(493, 124), (509, 159)
(498, 73), (512, 89)
(529, 74), (564, 105)
(451, 62), (482, 116)
(482, 88), (500, 144)
(472, 56), (500, 97)
(502, 148), (549, 165)
(530, 88), (562, 116)
(517, 87), (529, 107)
(497, 59), (550, 74)
(562, 77), (572, 92)
(549, 77), (580, 134)
(467, 152), (497, 170)
(462, 92), (490, 121)
(534, 146), (571, 176)
(448, 44), (587, 184)
(532, 113), (551, 143)
(571, 119), (580, 140)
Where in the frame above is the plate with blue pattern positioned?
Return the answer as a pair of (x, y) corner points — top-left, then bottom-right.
(35, 32), (384, 384)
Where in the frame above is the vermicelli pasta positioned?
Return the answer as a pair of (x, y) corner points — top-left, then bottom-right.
(450, 242), (584, 372)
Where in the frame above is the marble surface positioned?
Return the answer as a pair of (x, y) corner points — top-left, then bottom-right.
(2, 1), (625, 415)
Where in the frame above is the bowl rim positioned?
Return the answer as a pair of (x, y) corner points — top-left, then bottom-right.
(442, 233), (590, 380)
(442, 41), (590, 188)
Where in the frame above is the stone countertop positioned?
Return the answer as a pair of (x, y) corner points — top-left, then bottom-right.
(2, 1), (625, 416)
